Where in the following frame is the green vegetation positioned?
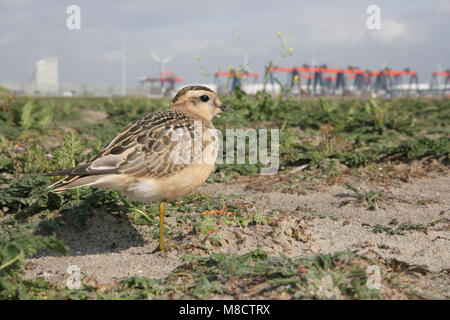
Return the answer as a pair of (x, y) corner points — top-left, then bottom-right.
(341, 184), (386, 211)
(0, 234), (67, 299)
(0, 93), (448, 299)
(0, 85), (10, 94)
(0, 249), (429, 299)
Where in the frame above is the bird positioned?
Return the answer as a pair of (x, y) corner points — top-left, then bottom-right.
(48, 85), (234, 251)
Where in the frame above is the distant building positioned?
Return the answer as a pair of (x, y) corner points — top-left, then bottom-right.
(35, 56), (59, 94)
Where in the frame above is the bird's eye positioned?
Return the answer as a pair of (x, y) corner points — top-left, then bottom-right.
(200, 95), (209, 102)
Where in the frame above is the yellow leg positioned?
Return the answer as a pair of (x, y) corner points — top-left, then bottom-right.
(158, 201), (166, 251)
(153, 202), (174, 252)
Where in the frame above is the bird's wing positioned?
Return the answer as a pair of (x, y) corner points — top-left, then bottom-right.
(115, 111), (197, 179)
(51, 110), (204, 179)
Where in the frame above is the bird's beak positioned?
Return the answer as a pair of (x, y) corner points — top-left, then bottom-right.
(219, 105), (234, 113)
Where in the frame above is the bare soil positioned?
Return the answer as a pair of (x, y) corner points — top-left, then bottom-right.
(23, 174), (450, 298)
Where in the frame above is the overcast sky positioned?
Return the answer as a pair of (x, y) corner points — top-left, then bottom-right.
(1, 0), (449, 85)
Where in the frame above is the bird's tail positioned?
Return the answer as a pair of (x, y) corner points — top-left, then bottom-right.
(47, 162), (119, 193)
(47, 163), (105, 193)
(48, 175), (100, 193)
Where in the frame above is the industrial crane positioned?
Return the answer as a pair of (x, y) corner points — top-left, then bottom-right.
(268, 65), (420, 96)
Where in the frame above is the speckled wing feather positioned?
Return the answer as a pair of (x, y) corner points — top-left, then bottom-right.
(109, 109), (199, 178)
(50, 109), (212, 182)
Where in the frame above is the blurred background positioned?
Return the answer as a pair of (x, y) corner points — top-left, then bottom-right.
(0, 0), (449, 97)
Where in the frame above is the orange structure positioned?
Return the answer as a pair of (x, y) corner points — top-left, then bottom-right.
(268, 65), (419, 95)
(138, 71), (184, 92)
(430, 70), (450, 94)
(214, 70), (259, 94)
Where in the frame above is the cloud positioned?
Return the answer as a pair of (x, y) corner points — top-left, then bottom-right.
(370, 19), (418, 46)
(437, 1), (450, 12)
(167, 38), (227, 55)
(298, 13), (367, 47)
(96, 50), (122, 63)
(83, 27), (105, 37)
(0, 32), (20, 45)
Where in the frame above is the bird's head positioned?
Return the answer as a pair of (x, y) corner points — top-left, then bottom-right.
(170, 85), (234, 120)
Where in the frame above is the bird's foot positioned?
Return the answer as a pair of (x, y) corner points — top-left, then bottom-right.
(152, 241), (176, 253)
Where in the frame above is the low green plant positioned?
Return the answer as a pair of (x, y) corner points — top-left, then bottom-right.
(0, 234), (68, 299)
(343, 185), (386, 211)
(194, 216), (216, 235)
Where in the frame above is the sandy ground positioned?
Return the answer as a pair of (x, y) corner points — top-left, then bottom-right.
(23, 175), (450, 296)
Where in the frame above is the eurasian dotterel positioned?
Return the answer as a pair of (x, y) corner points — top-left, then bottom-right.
(49, 85), (234, 251)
